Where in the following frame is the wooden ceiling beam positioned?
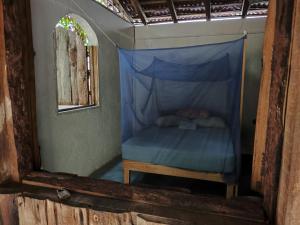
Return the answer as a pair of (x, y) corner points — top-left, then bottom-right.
(242, 0), (250, 18)
(203, 0), (211, 20)
(167, 0), (178, 23)
(112, 0), (134, 23)
(129, 0), (148, 24)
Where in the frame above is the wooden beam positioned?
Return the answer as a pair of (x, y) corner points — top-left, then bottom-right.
(0, 194), (19, 225)
(112, 0), (135, 23)
(167, 0), (178, 23)
(276, 3), (300, 225)
(0, 0), (20, 183)
(262, 0), (295, 221)
(22, 171), (267, 223)
(129, 0), (148, 25)
(242, 0), (250, 18)
(203, 0), (211, 21)
(251, 0), (276, 194)
(1, 0), (40, 180)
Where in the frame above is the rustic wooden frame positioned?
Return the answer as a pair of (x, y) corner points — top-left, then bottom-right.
(122, 38), (247, 200)
(0, 0), (298, 224)
(54, 25), (100, 113)
(123, 160), (238, 199)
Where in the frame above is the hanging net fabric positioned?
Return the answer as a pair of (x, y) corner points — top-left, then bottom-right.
(118, 37), (245, 183)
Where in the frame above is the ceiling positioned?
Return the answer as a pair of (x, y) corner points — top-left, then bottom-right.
(116, 0), (268, 25)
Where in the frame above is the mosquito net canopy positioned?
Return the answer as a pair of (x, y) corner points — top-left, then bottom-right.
(118, 37), (245, 182)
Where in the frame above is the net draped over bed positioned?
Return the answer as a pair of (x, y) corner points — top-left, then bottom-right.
(118, 37), (245, 183)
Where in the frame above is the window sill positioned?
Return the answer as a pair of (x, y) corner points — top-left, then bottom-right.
(57, 104), (100, 115)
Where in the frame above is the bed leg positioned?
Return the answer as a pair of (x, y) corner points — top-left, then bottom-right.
(226, 184), (238, 199)
(123, 166), (130, 184)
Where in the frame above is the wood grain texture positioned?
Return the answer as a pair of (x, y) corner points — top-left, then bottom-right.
(0, 183), (268, 225)
(251, 0), (276, 193)
(123, 160), (224, 183)
(262, 0), (295, 220)
(276, 0), (300, 224)
(1, 0), (40, 179)
(0, 194), (19, 225)
(22, 171), (266, 223)
(123, 160), (238, 199)
(0, 0), (20, 183)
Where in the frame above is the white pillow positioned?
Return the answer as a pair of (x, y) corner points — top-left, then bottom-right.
(155, 115), (181, 127)
(194, 117), (226, 128)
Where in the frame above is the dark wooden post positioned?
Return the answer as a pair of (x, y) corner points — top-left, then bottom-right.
(0, 0), (40, 183)
(262, 0), (295, 221)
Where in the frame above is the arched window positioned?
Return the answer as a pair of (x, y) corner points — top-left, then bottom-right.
(54, 14), (99, 112)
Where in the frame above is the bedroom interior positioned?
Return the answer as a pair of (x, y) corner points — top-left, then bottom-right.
(0, 0), (300, 225)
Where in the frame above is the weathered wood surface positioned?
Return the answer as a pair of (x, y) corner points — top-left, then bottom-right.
(89, 46), (99, 105)
(0, 0), (20, 183)
(0, 183), (267, 225)
(251, 0), (276, 193)
(276, 0), (300, 224)
(22, 172), (266, 223)
(68, 30), (80, 105)
(76, 34), (89, 105)
(123, 160), (238, 199)
(56, 27), (72, 105)
(0, 0), (40, 180)
(262, 0), (295, 220)
(55, 27), (89, 106)
(0, 194), (19, 225)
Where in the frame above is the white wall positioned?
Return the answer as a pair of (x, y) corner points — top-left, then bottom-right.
(31, 0), (134, 176)
(135, 17), (266, 153)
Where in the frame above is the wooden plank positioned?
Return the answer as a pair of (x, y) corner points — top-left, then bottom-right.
(56, 27), (72, 105)
(241, 0), (250, 18)
(251, 0), (276, 193)
(123, 160), (224, 183)
(262, 0), (295, 221)
(123, 160), (238, 199)
(22, 172), (266, 223)
(0, 0), (20, 183)
(203, 0), (211, 21)
(1, 0), (40, 178)
(0, 183), (267, 225)
(0, 194), (19, 225)
(76, 35), (89, 105)
(129, 0), (147, 25)
(113, 0), (135, 23)
(68, 30), (79, 105)
(91, 46), (100, 106)
(167, 0), (178, 23)
(276, 0), (300, 224)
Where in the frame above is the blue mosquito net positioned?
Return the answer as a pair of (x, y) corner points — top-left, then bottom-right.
(118, 37), (245, 182)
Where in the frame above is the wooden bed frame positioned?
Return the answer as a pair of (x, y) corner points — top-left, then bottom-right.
(123, 38), (247, 200)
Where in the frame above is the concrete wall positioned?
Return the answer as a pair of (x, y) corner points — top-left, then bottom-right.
(135, 17), (266, 153)
(31, 0), (134, 176)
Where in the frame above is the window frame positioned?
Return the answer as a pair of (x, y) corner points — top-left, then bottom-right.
(54, 17), (100, 113)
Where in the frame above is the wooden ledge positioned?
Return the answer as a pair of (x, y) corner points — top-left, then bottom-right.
(19, 171), (266, 223)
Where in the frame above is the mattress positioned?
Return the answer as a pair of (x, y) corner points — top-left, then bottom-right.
(122, 126), (235, 174)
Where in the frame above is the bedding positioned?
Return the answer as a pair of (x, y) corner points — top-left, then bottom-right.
(155, 115), (181, 127)
(122, 126), (235, 174)
(194, 117), (227, 128)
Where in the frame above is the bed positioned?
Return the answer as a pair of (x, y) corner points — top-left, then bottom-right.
(122, 126), (235, 174)
(119, 37), (246, 199)
(122, 126), (238, 199)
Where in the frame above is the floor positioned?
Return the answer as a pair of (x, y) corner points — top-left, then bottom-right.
(91, 154), (259, 197)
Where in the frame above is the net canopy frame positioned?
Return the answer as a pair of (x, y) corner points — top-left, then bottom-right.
(118, 37), (246, 197)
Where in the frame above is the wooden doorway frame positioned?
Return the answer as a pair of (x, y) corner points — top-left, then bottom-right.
(1, 0), (300, 224)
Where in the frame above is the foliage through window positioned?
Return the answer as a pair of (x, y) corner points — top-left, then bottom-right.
(55, 15), (99, 112)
